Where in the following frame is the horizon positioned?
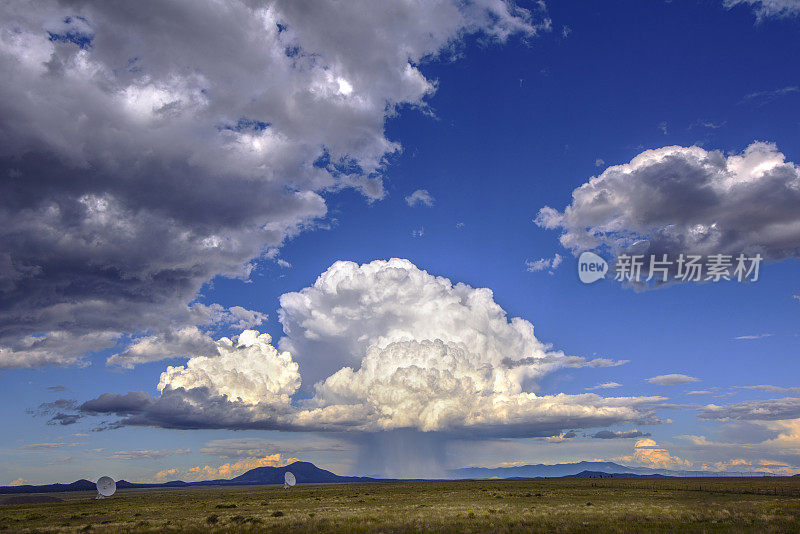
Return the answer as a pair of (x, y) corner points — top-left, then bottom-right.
(2, 458), (790, 490)
(3, 0), (800, 488)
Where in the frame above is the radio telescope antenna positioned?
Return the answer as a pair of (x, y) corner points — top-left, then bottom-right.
(95, 476), (116, 499)
(283, 471), (296, 489)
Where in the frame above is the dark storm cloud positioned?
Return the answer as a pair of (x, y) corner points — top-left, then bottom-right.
(79, 389), (298, 431)
(1, 0), (548, 368)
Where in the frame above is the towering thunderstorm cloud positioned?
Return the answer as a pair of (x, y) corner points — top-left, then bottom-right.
(79, 259), (664, 474)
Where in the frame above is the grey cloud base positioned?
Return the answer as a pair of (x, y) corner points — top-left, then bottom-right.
(537, 142), (800, 285)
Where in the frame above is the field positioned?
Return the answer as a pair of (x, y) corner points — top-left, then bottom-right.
(2, 477), (800, 533)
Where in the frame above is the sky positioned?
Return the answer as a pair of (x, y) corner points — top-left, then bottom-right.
(2, 0), (800, 485)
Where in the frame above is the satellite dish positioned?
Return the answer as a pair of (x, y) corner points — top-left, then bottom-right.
(95, 476), (116, 499)
(283, 471), (296, 489)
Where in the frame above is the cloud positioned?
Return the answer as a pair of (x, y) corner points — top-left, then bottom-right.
(699, 398), (800, 421)
(110, 448), (190, 460)
(687, 390), (713, 396)
(411, 227), (425, 238)
(0, 1), (548, 369)
(151, 453), (296, 483)
(277, 258), (624, 389)
(536, 142), (800, 285)
(615, 438), (692, 469)
(724, 1), (800, 20)
(158, 330), (300, 406)
(692, 119), (726, 130)
(733, 333), (773, 340)
(678, 418), (800, 475)
(525, 253), (563, 274)
(80, 259), (663, 436)
(586, 382), (622, 390)
(199, 437), (346, 459)
(107, 328), (216, 370)
(594, 158), (605, 167)
(17, 442), (79, 451)
(592, 429), (651, 439)
(105, 304), (268, 368)
(737, 384), (800, 394)
(46, 385), (67, 392)
(405, 189), (435, 207)
(295, 339), (655, 433)
(715, 421), (781, 444)
(27, 399), (83, 426)
(646, 374), (699, 386)
(740, 86), (799, 106)
(8, 478), (28, 486)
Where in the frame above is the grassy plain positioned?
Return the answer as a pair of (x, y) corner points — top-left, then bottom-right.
(2, 477), (800, 533)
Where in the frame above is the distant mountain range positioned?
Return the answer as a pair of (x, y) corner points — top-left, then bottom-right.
(559, 470), (666, 479)
(0, 461), (389, 495)
(448, 461), (778, 479)
(1, 460), (780, 494)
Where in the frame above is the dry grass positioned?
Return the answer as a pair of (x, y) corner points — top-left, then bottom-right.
(1, 477), (800, 532)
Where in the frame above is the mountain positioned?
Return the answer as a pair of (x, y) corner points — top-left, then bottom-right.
(0, 461), (391, 495)
(2, 460), (782, 494)
(230, 461), (384, 485)
(448, 461), (777, 479)
(0, 479), (97, 494)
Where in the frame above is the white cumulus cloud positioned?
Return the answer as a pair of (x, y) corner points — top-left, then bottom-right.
(158, 330), (300, 406)
(81, 259), (663, 436)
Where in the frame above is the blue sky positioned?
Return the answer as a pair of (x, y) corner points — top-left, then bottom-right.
(2, 0), (800, 484)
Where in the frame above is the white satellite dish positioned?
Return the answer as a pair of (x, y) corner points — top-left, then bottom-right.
(283, 471), (296, 489)
(95, 476), (116, 499)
